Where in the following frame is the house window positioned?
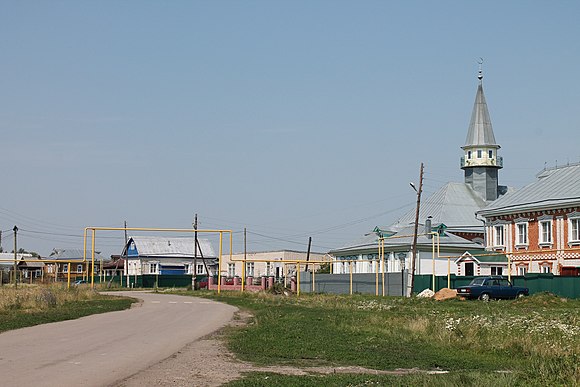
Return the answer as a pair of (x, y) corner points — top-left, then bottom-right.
(77, 264), (83, 273)
(63, 264), (68, 273)
(541, 265), (551, 274)
(540, 220), (552, 244)
(197, 264), (204, 275)
(467, 151), (472, 159)
(35, 269), (42, 277)
(494, 225), (504, 247)
(570, 218), (580, 243)
(47, 265), (54, 273)
(228, 263), (236, 277)
(477, 150), (482, 158)
(490, 266), (503, 276)
(516, 222), (528, 246)
(488, 150), (493, 159)
(246, 262), (255, 277)
(518, 266), (527, 276)
(149, 263), (158, 274)
(266, 262), (271, 276)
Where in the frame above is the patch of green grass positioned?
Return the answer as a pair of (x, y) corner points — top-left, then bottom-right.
(177, 290), (580, 385)
(0, 285), (135, 332)
(224, 371), (521, 387)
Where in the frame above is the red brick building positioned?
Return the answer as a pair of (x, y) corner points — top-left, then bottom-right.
(478, 163), (580, 275)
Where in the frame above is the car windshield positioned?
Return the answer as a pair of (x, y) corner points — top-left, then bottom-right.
(469, 278), (486, 286)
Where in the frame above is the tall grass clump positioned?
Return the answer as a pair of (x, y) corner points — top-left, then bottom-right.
(0, 284), (100, 312)
(0, 284), (134, 333)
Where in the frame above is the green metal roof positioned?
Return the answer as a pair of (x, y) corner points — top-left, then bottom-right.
(465, 250), (507, 263)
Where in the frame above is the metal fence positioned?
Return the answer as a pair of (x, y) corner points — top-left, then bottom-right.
(413, 273), (580, 299)
(298, 271), (408, 296)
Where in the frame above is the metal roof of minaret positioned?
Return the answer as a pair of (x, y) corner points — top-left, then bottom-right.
(462, 62), (500, 149)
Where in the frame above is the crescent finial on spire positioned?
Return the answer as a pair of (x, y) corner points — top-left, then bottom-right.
(477, 58), (484, 82)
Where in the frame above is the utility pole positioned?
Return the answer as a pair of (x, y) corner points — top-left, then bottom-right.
(13, 226), (18, 288)
(410, 163), (424, 296)
(305, 237), (312, 272)
(124, 221), (129, 288)
(193, 214), (198, 290)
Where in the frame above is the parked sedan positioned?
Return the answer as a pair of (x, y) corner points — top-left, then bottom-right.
(456, 276), (529, 301)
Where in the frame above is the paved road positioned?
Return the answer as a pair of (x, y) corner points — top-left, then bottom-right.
(0, 291), (237, 386)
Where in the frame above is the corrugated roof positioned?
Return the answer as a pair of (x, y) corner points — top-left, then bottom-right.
(391, 182), (487, 232)
(479, 163), (580, 216)
(18, 259), (45, 268)
(49, 249), (105, 261)
(330, 224), (482, 255)
(463, 82), (499, 148)
(129, 236), (216, 258)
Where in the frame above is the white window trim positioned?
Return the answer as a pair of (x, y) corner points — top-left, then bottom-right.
(228, 263), (236, 277)
(538, 220), (553, 247)
(569, 216), (580, 246)
(246, 262), (255, 277)
(493, 225), (505, 248)
(77, 264), (83, 273)
(490, 266), (503, 276)
(515, 221), (529, 248)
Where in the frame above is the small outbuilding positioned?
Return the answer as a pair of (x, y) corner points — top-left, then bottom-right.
(455, 250), (508, 277)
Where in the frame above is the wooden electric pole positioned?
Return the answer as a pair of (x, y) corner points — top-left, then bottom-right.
(13, 226), (18, 288)
(305, 237), (312, 272)
(410, 163), (424, 296)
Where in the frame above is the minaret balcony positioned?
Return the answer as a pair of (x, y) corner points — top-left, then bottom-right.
(461, 155), (503, 168)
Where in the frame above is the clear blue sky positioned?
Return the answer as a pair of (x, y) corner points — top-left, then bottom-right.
(1, 1), (579, 257)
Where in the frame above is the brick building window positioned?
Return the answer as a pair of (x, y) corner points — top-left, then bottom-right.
(570, 218), (580, 244)
(539, 220), (552, 244)
(494, 225), (504, 247)
(516, 222), (528, 246)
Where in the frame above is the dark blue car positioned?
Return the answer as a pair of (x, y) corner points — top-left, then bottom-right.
(456, 276), (529, 301)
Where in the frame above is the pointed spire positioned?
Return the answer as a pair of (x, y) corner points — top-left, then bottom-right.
(463, 61), (499, 149)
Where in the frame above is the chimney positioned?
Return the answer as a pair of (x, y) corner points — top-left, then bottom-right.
(425, 216), (433, 239)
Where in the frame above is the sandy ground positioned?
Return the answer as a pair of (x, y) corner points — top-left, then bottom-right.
(114, 311), (445, 387)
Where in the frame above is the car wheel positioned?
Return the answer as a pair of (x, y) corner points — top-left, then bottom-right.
(479, 293), (490, 302)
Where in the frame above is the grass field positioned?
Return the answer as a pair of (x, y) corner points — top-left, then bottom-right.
(183, 290), (580, 386)
(0, 284), (134, 332)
